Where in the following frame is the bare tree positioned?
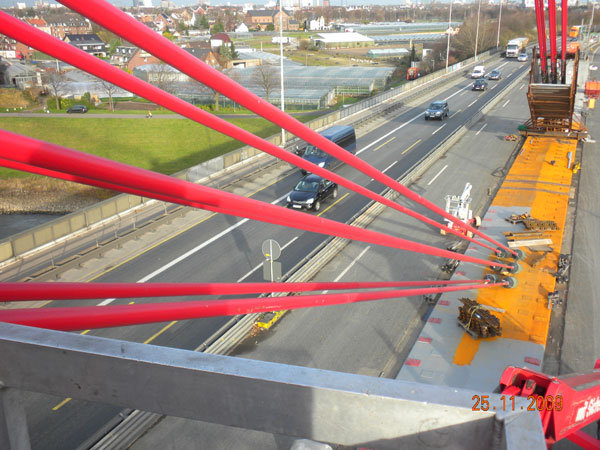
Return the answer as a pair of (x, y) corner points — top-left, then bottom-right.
(251, 63), (279, 103)
(43, 70), (67, 110)
(150, 62), (177, 95)
(98, 78), (118, 112)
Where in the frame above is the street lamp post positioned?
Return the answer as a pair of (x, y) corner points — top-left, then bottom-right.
(496, 0), (503, 49)
(446, 0), (453, 73)
(475, 0), (482, 61)
(279, 0), (286, 146)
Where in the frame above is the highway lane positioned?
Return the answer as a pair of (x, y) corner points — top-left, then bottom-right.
(129, 60), (534, 449)
(22, 57), (531, 450)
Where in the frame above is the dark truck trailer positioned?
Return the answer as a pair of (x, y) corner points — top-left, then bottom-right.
(301, 125), (356, 175)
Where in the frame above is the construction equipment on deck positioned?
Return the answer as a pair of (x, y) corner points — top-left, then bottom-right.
(441, 183), (481, 237)
(457, 297), (502, 339)
(499, 362), (600, 448)
(505, 212), (559, 231)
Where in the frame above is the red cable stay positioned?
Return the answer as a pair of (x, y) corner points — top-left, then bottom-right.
(548, 0), (558, 82)
(48, 0), (516, 256)
(0, 280), (490, 302)
(0, 12), (501, 254)
(0, 130), (513, 270)
(0, 282), (505, 331)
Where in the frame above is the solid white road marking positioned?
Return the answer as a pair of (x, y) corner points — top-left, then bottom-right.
(427, 165), (448, 186)
(476, 123), (487, 136)
(323, 246), (371, 293)
(502, 99), (511, 108)
(382, 161), (398, 174)
(468, 99), (478, 107)
(98, 193), (290, 306)
(432, 123), (447, 135)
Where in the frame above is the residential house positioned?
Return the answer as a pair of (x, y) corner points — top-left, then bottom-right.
(0, 35), (34, 60)
(182, 47), (220, 68)
(244, 9), (296, 31)
(63, 34), (108, 57)
(23, 17), (51, 35)
(210, 32), (232, 49)
(153, 12), (172, 31)
(45, 14), (91, 39)
(235, 22), (249, 33)
(126, 48), (162, 72)
(110, 46), (138, 68)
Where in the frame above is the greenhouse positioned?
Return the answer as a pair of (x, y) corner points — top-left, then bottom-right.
(370, 33), (447, 44)
(367, 48), (410, 59)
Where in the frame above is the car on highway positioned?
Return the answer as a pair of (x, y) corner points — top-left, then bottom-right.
(472, 79), (488, 91)
(67, 104), (88, 114)
(424, 100), (449, 120)
(286, 174), (338, 212)
(471, 65), (485, 78)
(517, 52), (528, 62)
(487, 69), (501, 80)
(301, 125), (356, 175)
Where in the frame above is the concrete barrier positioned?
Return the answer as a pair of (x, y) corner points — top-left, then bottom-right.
(0, 49), (503, 266)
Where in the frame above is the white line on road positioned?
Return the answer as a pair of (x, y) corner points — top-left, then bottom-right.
(98, 193), (290, 306)
(496, 61), (509, 70)
(358, 113), (422, 154)
(237, 236), (299, 282)
(468, 99), (478, 107)
(323, 246), (371, 293)
(519, 84), (525, 90)
(476, 123), (487, 136)
(432, 123), (447, 135)
(490, 84), (497, 90)
(502, 99), (511, 108)
(382, 160), (398, 174)
(427, 164), (448, 186)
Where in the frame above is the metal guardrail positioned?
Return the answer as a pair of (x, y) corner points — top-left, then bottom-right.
(0, 48), (501, 267)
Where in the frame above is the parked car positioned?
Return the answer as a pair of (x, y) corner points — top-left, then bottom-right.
(471, 65), (485, 78)
(301, 125), (356, 175)
(472, 79), (488, 91)
(424, 100), (449, 120)
(517, 52), (528, 62)
(286, 174), (338, 212)
(488, 69), (502, 80)
(67, 104), (88, 114)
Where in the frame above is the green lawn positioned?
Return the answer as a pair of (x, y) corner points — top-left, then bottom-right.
(0, 115), (318, 178)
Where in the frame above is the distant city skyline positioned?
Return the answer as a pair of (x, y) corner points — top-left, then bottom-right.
(0, 0), (488, 8)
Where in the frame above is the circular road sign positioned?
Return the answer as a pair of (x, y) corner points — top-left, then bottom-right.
(262, 239), (281, 261)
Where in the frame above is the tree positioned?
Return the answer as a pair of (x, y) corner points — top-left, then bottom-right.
(453, 14), (497, 60)
(98, 78), (118, 112)
(251, 63), (279, 103)
(229, 42), (238, 60)
(43, 70), (67, 110)
(266, 23), (275, 31)
(212, 20), (225, 33)
(199, 14), (209, 30)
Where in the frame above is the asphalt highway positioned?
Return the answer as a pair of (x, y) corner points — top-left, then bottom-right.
(21, 56), (532, 450)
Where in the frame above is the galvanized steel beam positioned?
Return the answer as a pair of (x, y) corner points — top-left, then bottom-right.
(0, 323), (545, 449)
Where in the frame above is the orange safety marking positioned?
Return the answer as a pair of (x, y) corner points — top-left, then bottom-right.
(453, 135), (576, 365)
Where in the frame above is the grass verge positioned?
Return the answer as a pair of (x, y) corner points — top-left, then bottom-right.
(0, 114), (319, 179)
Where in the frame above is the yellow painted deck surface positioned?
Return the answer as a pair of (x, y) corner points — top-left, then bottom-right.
(453, 137), (576, 365)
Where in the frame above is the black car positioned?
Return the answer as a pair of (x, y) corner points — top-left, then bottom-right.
(424, 100), (449, 120)
(286, 174), (338, 212)
(472, 79), (488, 91)
(67, 104), (88, 114)
(488, 69), (501, 80)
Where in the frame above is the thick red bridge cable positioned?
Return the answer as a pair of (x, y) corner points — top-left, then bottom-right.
(548, 0), (558, 82)
(536, 0), (548, 78)
(561, 0), (568, 83)
(0, 156), (498, 254)
(0, 12), (497, 253)
(0, 131), (512, 269)
(55, 0), (515, 256)
(0, 279), (485, 302)
(0, 283), (505, 331)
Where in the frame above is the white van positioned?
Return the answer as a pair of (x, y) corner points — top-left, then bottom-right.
(471, 66), (485, 78)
